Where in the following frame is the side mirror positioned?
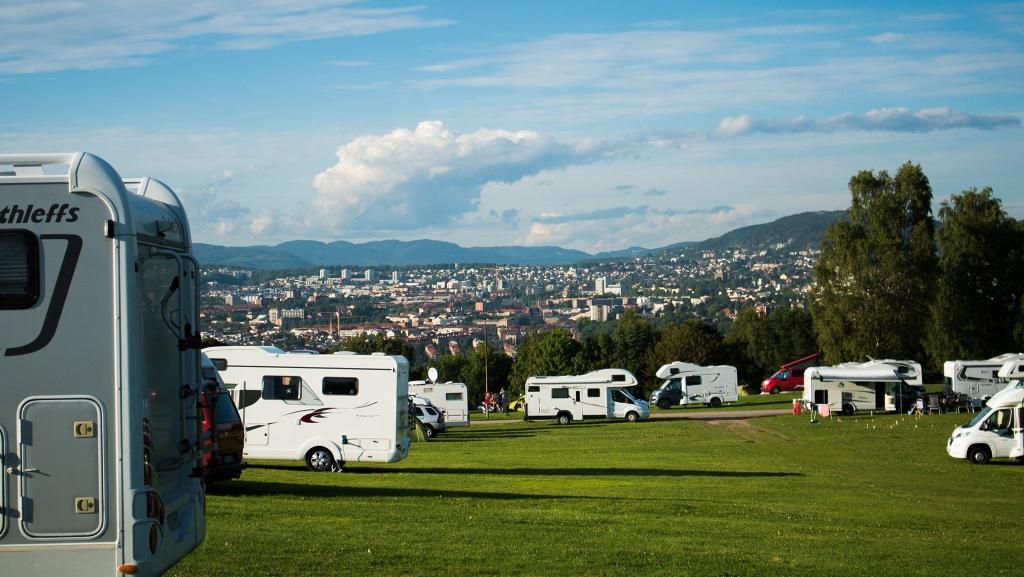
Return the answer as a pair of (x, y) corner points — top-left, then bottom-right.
(979, 423), (989, 431)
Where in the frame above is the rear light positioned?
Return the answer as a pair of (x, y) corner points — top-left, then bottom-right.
(117, 564), (139, 575)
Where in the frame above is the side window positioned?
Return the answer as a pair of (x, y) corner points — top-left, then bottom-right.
(685, 375), (701, 386)
(612, 390), (628, 403)
(445, 392), (463, 401)
(413, 406), (423, 417)
(778, 370), (790, 380)
(668, 379), (681, 392)
(986, 409), (1013, 432)
(587, 388), (600, 398)
(611, 374), (626, 382)
(551, 387), (569, 399)
(210, 358), (228, 371)
(425, 407), (438, 416)
(323, 377), (358, 396)
(527, 385), (540, 393)
(263, 376), (302, 400)
(0, 231), (40, 309)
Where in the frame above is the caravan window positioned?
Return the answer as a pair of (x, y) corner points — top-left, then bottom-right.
(210, 358), (228, 371)
(323, 377), (358, 396)
(685, 375), (702, 386)
(262, 376), (302, 400)
(587, 388), (600, 398)
(551, 387), (569, 399)
(445, 392), (463, 401)
(0, 231), (40, 309)
(236, 389), (261, 409)
(528, 385), (540, 393)
(611, 374), (626, 382)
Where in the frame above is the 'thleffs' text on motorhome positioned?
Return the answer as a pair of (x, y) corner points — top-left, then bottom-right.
(943, 353), (1024, 402)
(524, 369), (649, 424)
(947, 358), (1024, 464)
(651, 362), (739, 408)
(0, 153), (205, 576)
(803, 359), (924, 415)
(205, 346), (410, 471)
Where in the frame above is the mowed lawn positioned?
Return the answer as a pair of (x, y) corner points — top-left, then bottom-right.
(170, 412), (1021, 577)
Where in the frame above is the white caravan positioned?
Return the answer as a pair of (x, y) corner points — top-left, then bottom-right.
(409, 380), (470, 427)
(204, 346), (410, 471)
(943, 353), (1024, 402)
(803, 359), (924, 415)
(0, 153), (205, 576)
(947, 359), (1024, 464)
(524, 369), (650, 424)
(652, 362), (739, 408)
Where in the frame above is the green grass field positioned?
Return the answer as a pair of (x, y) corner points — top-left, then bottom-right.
(169, 411), (1021, 577)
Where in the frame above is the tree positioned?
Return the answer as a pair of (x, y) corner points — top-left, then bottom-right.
(812, 162), (937, 364)
(610, 310), (656, 390)
(509, 329), (585, 390)
(925, 187), (1024, 368)
(331, 333), (414, 359)
(650, 319), (723, 369)
(459, 343), (514, 400)
(725, 307), (817, 387)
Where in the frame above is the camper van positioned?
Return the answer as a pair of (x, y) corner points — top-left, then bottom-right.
(947, 359), (1024, 464)
(943, 353), (1024, 402)
(803, 359), (924, 415)
(524, 369), (649, 424)
(409, 380), (470, 427)
(761, 353), (819, 394)
(0, 153), (205, 576)
(205, 346), (410, 471)
(651, 362), (739, 408)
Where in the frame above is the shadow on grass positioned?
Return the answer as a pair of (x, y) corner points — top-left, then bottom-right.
(210, 479), (606, 501)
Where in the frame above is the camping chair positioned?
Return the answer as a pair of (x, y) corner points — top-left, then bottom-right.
(927, 395), (940, 414)
(970, 398), (984, 413)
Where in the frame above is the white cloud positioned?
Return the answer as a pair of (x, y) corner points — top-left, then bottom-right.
(716, 107), (1022, 137)
(0, 1), (450, 74)
(310, 121), (610, 233)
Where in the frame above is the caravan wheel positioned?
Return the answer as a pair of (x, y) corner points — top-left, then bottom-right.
(657, 398), (672, 410)
(626, 411), (639, 423)
(556, 412), (572, 426)
(967, 445), (991, 465)
(305, 447), (338, 472)
(709, 397), (722, 408)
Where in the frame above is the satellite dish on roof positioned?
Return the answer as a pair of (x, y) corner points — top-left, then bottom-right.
(427, 367), (438, 383)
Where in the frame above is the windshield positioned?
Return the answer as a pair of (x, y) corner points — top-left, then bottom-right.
(966, 407), (993, 428)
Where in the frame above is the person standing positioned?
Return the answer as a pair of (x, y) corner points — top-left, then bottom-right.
(500, 388), (508, 414)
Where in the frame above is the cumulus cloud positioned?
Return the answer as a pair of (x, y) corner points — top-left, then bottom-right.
(311, 121), (610, 232)
(716, 107), (1022, 137)
(0, 1), (450, 74)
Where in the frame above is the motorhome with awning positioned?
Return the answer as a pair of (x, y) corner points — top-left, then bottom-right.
(0, 153), (205, 576)
(803, 359), (924, 415)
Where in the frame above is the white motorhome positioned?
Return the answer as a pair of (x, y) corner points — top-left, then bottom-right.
(943, 353), (1024, 402)
(409, 380), (470, 427)
(0, 153), (205, 576)
(803, 359), (924, 415)
(947, 359), (1024, 464)
(524, 369), (649, 424)
(204, 346), (410, 471)
(652, 362), (739, 408)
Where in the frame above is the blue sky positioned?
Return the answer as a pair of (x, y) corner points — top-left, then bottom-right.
(2, 1), (1022, 251)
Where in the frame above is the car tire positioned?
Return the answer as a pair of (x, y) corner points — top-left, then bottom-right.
(626, 411), (639, 423)
(842, 404), (854, 416)
(657, 399), (672, 410)
(710, 397), (722, 408)
(771, 386), (780, 395)
(967, 445), (991, 465)
(305, 446), (337, 472)
(423, 425), (435, 439)
(557, 412), (572, 426)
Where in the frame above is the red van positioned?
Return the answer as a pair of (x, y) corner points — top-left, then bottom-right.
(761, 353), (820, 394)
(200, 354), (245, 484)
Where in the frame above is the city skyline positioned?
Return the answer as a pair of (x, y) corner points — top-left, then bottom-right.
(2, 1), (1022, 251)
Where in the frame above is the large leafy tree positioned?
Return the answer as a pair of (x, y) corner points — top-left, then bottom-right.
(812, 162), (937, 363)
(725, 307), (817, 386)
(650, 319), (723, 369)
(610, 310), (656, 388)
(459, 343), (514, 400)
(925, 187), (1024, 367)
(509, 328), (586, 390)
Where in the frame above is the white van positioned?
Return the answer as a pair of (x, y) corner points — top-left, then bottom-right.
(652, 362), (739, 408)
(0, 153), (205, 576)
(803, 359), (924, 415)
(947, 359), (1024, 464)
(205, 346), (410, 471)
(409, 380), (470, 427)
(524, 369), (649, 424)
(943, 353), (1023, 402)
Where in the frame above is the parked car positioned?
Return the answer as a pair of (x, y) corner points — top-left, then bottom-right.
(200, 354), (245, 484)
(411, 396), (446, 438)
(761, 353), (819, 394)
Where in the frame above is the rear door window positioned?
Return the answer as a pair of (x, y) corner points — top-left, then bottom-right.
(0, 231), (40, 309)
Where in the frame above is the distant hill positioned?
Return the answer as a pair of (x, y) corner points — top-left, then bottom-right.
(194, 210), (846, 268)
(679, 210), (847, 254)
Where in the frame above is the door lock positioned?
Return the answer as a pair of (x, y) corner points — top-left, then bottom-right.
(74, 421), (95, 438)
(75, 497), (97, 514)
